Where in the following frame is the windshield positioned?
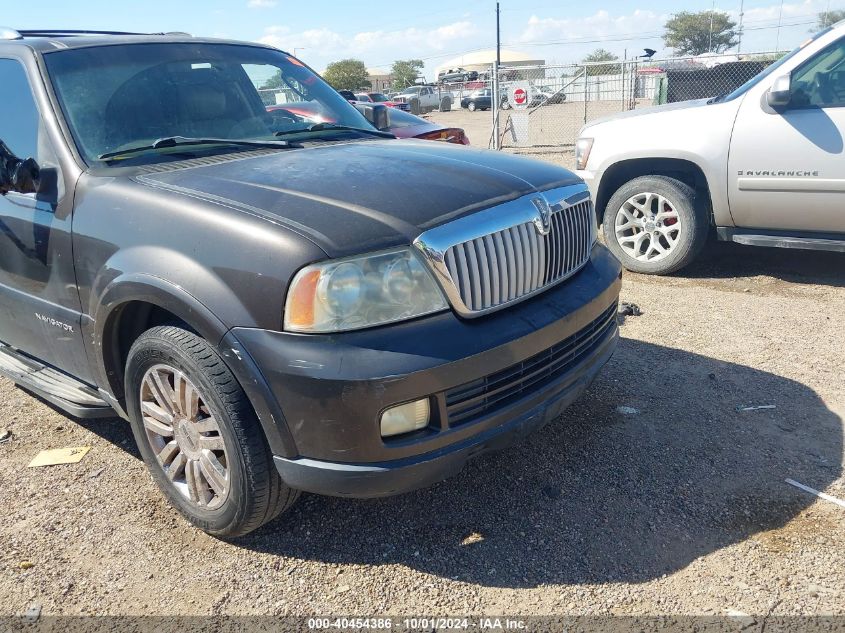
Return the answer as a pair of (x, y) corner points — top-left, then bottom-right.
(369, 93), (389, 102)
(44, 43), (374, 165)
(715, 26), (835, 103)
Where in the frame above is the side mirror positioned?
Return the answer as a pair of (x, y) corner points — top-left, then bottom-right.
(354, 103), (391, 131)
(766, 73), (792, 109)
(0, 140), (40, 195)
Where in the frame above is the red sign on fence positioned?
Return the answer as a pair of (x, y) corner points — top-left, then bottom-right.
(513, 87), (527, 105)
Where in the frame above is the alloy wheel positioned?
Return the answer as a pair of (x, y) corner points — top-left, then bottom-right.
(614, 192), (682, 262)
(139, 364), (230, 510)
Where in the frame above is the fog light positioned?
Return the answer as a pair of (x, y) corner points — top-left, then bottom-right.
(380, 399), (430, 437)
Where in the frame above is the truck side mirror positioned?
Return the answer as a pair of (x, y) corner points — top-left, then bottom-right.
(0, 140), (40, 195)
(354, 103), (391, 131)
(766, 73), (792, 109)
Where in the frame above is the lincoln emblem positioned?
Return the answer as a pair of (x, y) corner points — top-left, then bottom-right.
(530, 196), (552, 236)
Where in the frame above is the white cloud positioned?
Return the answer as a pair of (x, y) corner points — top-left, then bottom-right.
(247, 0), (277, 8)
(257, 20), (478, 74)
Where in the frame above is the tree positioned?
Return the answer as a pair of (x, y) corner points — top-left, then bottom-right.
(322, 59), (370, 91)
(391, 59), (424, 90)
(816, 10), (845, 30)
(260, 71), (284, 91)
(582, 48), (620, 76)
(664, 11), (738, 56)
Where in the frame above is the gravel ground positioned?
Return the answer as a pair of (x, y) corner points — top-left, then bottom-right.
(1, 241), (844, 620)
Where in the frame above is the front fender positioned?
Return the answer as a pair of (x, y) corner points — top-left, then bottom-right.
(86, 274), (297, 458)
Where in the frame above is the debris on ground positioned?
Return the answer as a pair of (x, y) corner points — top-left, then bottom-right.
(616, 406), (640, 415)
(28, 446), (92, 468)
(618, 302), (643, 317)
(736, 405), (777, 412)
(24, 603), (41, 623)
(18, 561), (34, 570)
(0, 428), (11, 443)
(786, 479), (845, 509)
(89, 467), (106, 479)
(460, 532), (485, 546)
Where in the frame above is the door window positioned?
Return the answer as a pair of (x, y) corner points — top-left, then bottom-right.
(791, 38), (845, 108)
(0, 59), (39, 160)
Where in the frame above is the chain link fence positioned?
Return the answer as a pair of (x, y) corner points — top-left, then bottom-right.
(490, 52), (785, 154)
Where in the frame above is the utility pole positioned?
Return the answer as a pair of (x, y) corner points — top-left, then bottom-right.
(496, 2), (501, 66)
(775, 0), (784, 51)
(737, 0), (745, 53)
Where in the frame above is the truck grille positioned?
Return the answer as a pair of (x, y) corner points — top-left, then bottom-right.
(441, 199), (594, 314)
(444, 302), (618, 426)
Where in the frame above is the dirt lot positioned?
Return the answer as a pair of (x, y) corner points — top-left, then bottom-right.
(1, 240), (844, 620)
(426, 99), (642, 151)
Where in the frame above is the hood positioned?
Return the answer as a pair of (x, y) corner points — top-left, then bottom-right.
(584, 98), (712, 129)
(137, 139), (580, 258)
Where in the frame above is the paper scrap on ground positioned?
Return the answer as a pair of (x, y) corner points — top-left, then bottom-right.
(785, 478), (845, 509)
(737, 405), (777, 411)
(28, 446), (91, 468)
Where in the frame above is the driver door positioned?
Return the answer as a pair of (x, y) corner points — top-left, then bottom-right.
(0, 57), (91, 382)
(727, 36), (845, 232)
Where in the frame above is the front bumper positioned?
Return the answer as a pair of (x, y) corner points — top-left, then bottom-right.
(229, 243), (622, 497)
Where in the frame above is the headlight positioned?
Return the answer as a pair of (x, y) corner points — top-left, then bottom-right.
(575, 137), (594, 170)
(284, 248), (448, 333)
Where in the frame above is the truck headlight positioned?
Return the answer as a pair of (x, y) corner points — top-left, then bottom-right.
(575, 137), (594, 170)
(285, 248), (448, 333)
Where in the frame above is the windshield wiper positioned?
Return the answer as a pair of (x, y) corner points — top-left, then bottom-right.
(98, 136), (299, 160)
(708, 93), (728, 104)
(274, 123), (394, 139)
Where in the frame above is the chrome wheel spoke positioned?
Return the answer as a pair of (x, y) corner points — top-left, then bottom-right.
(199, 450), (228, 497)
(174, 372), (199, 419)
(165, 451), (187, 482)
(157, 440), (181, 467)
(143, 411), (174, 438)
(199, 434), (225, 451)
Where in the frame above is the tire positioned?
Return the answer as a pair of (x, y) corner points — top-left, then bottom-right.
(468, 101), (476, 112)
(602, 175), (709, 275)
(501, 100), (511, 110)
(409, 97), (421, 115)
(440, 97), (451, 112)
(125, 326), (299, 538)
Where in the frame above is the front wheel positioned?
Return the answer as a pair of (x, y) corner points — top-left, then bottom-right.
(602, 175), (709, 275)
(468, 101), (477, 112)
(125, 326), (299, 538)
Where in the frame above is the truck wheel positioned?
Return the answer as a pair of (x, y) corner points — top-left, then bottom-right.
(409, 98), (421, 115)
(602, 175), (709, 275)
(468, 101), (477, 112)
(440, 97), (451, 112)
(124, 326), (299, 538)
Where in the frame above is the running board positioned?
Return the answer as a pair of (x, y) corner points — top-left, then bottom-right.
(0, 343), (115, 419)
(718, 228), (845, 252)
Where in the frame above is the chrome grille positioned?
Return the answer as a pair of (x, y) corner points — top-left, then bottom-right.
(441, 198), (594, 313)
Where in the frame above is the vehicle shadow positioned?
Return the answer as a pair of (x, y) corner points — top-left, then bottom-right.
(682, 239), (845, 288)
(235, 338), (842, 588)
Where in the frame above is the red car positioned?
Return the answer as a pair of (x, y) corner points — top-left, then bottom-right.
(266, 103), (469, 145)
(355, 92), (410, 111)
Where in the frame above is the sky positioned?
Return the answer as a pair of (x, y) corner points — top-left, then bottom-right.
(5, 0), (844, 78)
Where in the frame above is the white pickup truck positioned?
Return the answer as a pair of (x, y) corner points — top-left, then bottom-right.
(576, 20), (845, 274)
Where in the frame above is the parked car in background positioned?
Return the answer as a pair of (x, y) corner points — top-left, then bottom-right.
(387, 108), (470, 145)
(338, 89), (356, 101)
(356, 92), (410, 111)
(576, 20), (845, 274)
(438, 67), (478, 83)
(392, 85), (451, 115)
(460, 88), (492, 112)
(0, 28), (621, 538)
(500, 85), (567, 110)
(267, 103), (467, 144)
